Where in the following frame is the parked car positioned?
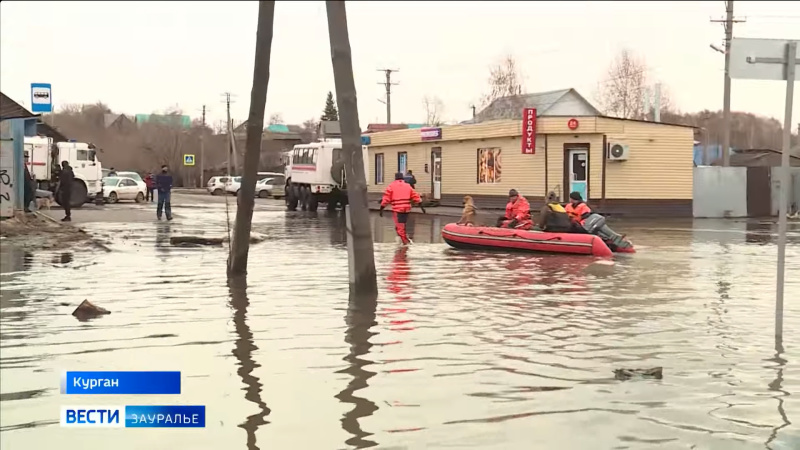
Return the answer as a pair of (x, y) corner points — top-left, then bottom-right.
(207, 176), (230, 196)
(256, 176), (286, 198)
(224, 176), (242, 195)
(116, 171), (144, 183)
(102, 176), (146, 203)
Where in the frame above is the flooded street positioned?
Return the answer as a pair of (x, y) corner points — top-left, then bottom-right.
(2, 195), (800, 449)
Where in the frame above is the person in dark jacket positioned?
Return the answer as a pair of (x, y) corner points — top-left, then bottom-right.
(23, 155), (35, 213)
(535, 191), (572, 232)
(403, 170), (417, 188)
(108, 167), (118, 177)
(58, 161), (74, 222)
(155, 165), (173, 220)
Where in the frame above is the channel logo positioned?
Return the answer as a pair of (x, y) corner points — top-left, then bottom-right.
(61, 406), (124, 428)
(61, 405), (205, 428)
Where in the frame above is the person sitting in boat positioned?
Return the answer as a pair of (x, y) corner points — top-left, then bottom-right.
(565, 191), (592, 230)
(380, 172), (423, 245)
(535, 191), (572, 232)
(496, 189), (532, 230)
(565, 191), (630, 249)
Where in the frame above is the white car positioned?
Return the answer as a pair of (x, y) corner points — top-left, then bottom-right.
(102, 176), (146, 203)
(207, 176), (230, 196)
(116, 171), (144, 183)
(225, 176), (242, 195)
(256, 176), (286, 198)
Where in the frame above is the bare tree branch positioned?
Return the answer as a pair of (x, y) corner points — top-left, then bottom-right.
(268, 113), (284, 125)
(481, 54), (525, 107)
(422, 96), (445, 126)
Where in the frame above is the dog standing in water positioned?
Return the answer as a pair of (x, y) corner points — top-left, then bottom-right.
(458, 195), (477, 226)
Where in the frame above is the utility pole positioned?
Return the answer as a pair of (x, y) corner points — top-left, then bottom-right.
(334, 2), (378, 299)
(470, 105), (476, 119)
(228, 0), (275, 276)
(200, 105), (206, 186)
(222, 92), (237, 175)
(711, 1), (746, 166)
(377, 69), (399, 124)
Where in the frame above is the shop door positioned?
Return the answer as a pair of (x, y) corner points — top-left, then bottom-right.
(431, 147), (442, 200)
(568, 147), (588, 201)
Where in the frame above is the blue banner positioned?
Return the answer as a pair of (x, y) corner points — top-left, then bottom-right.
(125, 405), (205, 428)
(61, 371), (181, 395)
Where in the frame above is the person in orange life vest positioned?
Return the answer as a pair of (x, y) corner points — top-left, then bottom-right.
(496, 189), (533, 230)
(380, 172), (423, 245)
(565, 191), (592, 231)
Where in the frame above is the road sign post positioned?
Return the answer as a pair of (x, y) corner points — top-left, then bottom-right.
(183, 154), (196, 166)
(730, 38), (798, 344)
(30, 83), (53, 114)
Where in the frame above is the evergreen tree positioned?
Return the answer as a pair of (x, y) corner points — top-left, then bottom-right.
(321, 91), (339, 121)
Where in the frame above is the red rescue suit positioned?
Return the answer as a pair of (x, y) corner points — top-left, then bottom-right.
(565, 202), (592, 226)
(381, 180), (422, 244)
(500, 196), (533, 230)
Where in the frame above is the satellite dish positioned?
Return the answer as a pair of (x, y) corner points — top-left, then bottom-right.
(610, 144), (625, 158)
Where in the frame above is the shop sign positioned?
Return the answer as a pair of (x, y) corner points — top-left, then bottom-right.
(567, 118), (579, 130)
(420, 127), (442, 141)
(521, 108), (537, 154)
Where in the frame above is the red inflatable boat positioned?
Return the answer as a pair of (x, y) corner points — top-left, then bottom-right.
(441, 223), (616, 257)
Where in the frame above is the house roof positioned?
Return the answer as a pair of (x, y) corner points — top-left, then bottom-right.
(712, 148), (800, 167)
(37, 121), (69, 142)
(104, 113), (132, 128)
(0, 92), (36, 120)
(464, 88), (601, 124)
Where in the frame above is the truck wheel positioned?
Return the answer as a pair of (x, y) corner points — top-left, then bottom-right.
(70, 181), (88, 208)
(286, 185), (298, 211)
(300, 186), (309, 211)
(309, 194), (319, 212)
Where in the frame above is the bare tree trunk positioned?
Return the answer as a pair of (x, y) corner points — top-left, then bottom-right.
(228, 0), (275, 276)
(326, 0), (378, 299)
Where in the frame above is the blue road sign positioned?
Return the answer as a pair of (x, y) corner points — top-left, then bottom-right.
(30, 83), (52, 113)
(183, 154), (195, 166)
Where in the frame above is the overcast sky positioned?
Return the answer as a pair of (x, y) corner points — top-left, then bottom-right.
(1, 1), (798, 129)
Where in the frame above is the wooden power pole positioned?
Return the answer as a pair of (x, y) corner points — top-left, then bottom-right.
(328, 0), (378, 299)
(228, 1), (275, 276)
(711, 1), (745, 166)
(377, 69), (399, 125)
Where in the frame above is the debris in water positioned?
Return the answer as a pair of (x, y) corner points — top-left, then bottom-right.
(614, 367), (663, 380)
(170, 236), (224, 246)
(72, 300), (110, 320)
(592, 260), (615, 266)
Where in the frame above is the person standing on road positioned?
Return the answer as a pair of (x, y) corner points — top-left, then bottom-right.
(155, 165), (173, 221)
(144, 172), (155, 202)
(404, 170), (417, 189)
(156, 165), (172, 220)
(58, 161), (74, 222)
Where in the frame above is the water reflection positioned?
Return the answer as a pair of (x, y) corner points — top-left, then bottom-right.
(746, 222), (773, 245)
(228, 275), (270, 450)
(335, 289), (379, 448)
(155, 222), (172, 262)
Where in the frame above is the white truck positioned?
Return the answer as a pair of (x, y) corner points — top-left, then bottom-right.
(24, 136), (104, 208)
(284, 139), (368, 212)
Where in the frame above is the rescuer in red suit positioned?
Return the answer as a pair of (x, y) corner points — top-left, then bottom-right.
(496, 189), (533, 230)
(380, 172), (424, 245)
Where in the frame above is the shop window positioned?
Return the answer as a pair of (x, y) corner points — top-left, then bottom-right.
(398, 152), (408, 174)
(375, 153), (384, 184)
(477, 148), (502, 184)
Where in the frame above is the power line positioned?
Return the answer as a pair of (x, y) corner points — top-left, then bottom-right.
(377, 69), (399, 124)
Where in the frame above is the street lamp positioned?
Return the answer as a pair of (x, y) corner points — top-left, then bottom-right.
(710, 43), (725, 54)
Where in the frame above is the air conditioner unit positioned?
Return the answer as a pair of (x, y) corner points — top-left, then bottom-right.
(607, 142), (630, 161)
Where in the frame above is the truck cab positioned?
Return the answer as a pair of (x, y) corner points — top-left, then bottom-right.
(23, 137), (104, 207)
(285, 139), (368, 212)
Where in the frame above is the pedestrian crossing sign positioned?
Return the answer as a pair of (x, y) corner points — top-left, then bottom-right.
(183, 154), (195, 166)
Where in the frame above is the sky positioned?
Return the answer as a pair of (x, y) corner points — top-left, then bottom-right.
(1, 1), (798, 130)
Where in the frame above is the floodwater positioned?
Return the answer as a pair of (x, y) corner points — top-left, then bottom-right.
(2, 198), (800, 450)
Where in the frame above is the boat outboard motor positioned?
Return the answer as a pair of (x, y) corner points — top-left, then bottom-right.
(582, 213), (628, 248)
